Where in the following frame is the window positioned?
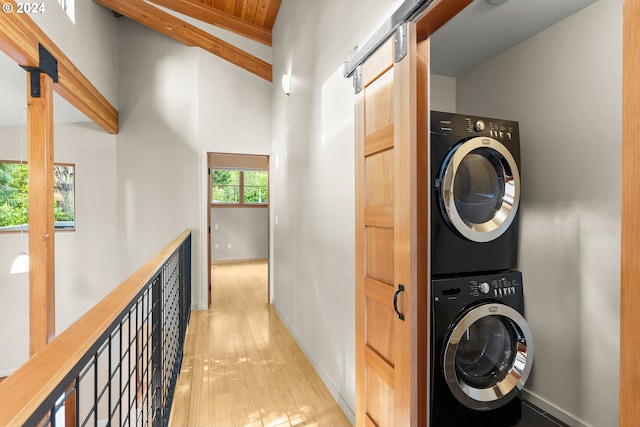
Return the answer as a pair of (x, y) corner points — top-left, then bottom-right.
(211, 169), (268, 206)
(57, 0), (75, 23)
(243, 171), (269, 204)
(212, 170), (240, 204)
(0, 161), (75, 232)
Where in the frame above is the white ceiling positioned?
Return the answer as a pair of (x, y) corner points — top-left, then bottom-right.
(0, 0), (599, 127)
(430, 0), (599, 76)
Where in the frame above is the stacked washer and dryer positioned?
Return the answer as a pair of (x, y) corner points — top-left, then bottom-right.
(429, 111), (534, 426)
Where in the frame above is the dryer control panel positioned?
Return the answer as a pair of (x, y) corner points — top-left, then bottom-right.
(431, 110), (520, 143)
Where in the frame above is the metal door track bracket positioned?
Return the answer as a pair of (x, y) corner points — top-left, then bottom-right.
(343, 0), (434, 79)
(354, 65), (364, 94)
(394, 23), (408, 62)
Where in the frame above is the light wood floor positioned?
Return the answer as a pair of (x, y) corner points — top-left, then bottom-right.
(169, 262), (352, 427)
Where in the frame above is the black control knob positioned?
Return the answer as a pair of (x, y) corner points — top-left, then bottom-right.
(474, 120), (485, 132)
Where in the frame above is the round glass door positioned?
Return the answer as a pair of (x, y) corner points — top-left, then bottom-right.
(442, 303), (533, 410)
(439, 137), (520, 242)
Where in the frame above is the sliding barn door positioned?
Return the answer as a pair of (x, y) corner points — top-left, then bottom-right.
(354, 22), (429, 427)
(621, 0), (640, 425)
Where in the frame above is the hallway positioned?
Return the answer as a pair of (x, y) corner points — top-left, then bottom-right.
(169, 262), (352, 426)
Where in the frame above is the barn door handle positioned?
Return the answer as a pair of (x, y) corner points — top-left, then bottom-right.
(393, 284), (405, 321)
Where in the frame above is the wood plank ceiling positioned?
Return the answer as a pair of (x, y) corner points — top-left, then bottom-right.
(93, 0), (282, 81)
(200, 0), (280, 31)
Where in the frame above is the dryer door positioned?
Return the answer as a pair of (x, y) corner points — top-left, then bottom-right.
(442, 303), (533, 411)
(438, 137), (520, 242)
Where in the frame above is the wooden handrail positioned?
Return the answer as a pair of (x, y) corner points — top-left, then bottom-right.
(0, 229), (192, 426)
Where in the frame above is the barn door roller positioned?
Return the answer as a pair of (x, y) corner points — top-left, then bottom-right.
(343, 0), (434, 93)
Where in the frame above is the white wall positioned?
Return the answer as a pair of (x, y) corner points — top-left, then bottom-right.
(455, 1), (622, 426)
(430, 74), (457, 112)
(0, 124), (29, 373)
(53, 123), (119, 330)
(271, 0), (402, 420)
(211, 208), (268, 261)
(197, 49), (272, 153)
(116, 19), (273, 310)
(0, 123), (118, 374)
(31, 1), (118, 106)
(115, 19), (200, 289)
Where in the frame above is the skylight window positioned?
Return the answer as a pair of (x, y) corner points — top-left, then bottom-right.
(57, 0), (75, 23)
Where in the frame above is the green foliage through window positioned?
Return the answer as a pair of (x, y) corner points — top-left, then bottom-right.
(0, 161), (75, 231)
(212, 169), (268, 205)
(243, 170), (268, 204)
(211, 170), (240, 204)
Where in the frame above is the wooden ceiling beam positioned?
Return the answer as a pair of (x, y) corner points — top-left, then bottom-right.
(147, 0), (272, 46)
(0, 0), (119, 134)
(94, 0), (272, 81)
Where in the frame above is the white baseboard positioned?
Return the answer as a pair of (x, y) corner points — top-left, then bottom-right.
(272, 305), (355, 425)
(211, 258), (268, 265)
(522, 389), (592, 427)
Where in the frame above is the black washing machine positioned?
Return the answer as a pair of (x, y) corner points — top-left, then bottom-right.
(431, 111), (521, 277)
(430, 271), (534, 427)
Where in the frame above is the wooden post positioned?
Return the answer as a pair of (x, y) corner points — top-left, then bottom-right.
(27, 70), (55, 356)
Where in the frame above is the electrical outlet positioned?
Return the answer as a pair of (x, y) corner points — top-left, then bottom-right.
(214, 244), (219, 250)
(228, 244), (232, 249)
(214, 224), (219, 230)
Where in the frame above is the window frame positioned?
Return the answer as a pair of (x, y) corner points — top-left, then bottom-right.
(210, 168), (269, 208)
(0, 160), (76, 233)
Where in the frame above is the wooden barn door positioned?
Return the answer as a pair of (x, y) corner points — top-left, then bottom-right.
(354, 22), (429, 427)
(621, 0), (640, 425)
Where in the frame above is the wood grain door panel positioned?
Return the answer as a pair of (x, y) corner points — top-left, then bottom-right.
(356, 32), (415, 426)
(354, 3), (478, 425)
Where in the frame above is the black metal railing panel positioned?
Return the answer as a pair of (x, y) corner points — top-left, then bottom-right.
(23, 232), (192, 427)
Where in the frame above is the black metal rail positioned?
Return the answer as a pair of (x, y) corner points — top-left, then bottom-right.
(1, 231), (192, 427)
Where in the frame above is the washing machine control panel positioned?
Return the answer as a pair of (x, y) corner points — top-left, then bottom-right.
(469, 276), (520, 298)
(433, 271), (523, 302)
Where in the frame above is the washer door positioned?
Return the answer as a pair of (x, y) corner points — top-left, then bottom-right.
(439, 137), (520, 242)
(442, 303), (533, 411)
